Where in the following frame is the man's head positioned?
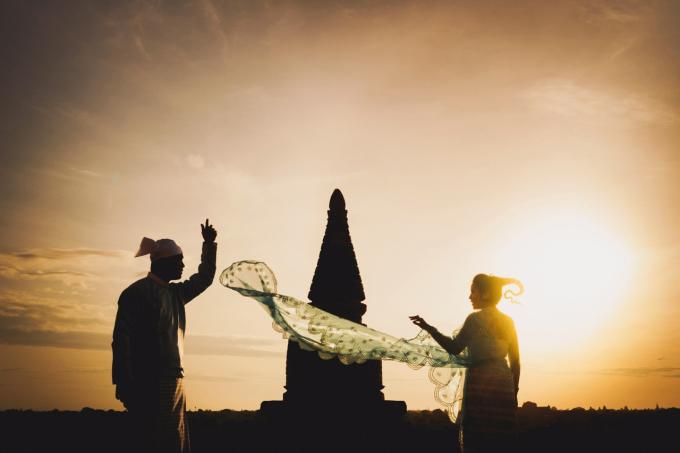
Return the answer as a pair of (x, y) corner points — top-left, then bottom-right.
(135, 237), (185, 282)
(151, 253), (185, 282)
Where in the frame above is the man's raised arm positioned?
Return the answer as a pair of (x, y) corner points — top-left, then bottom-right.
(177, 219), (217, 304)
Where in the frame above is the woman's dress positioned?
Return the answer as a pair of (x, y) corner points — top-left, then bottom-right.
(452, 309), (519, 450)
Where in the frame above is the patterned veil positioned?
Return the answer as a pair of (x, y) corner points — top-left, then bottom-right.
(220, 260), (472, 422)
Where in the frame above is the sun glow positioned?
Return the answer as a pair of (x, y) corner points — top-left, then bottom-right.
(495, 213), (635, 352)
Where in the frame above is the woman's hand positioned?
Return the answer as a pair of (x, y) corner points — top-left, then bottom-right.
(409, 315), (434, 333)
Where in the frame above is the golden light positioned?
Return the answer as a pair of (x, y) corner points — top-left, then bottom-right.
(495, 212), (635, 353)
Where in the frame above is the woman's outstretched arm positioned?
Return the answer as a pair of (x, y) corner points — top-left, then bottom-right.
(409, 315), (467, 355)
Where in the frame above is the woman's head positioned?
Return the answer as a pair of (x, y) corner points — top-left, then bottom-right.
(470, 274), (524, 308)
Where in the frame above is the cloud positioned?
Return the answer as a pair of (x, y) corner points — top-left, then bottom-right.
(0, 247), (131, 284)
(579, 0), (650, 24)
(0, 328), (112, 350)
(63, 367), (109, 374)
(31, 164), (106, 184)
(0, 248), (283, 355)
(184, 373), (242, 383)
(198, 0), (229, 49)
(0, 290), (110, 333)
(596, 367), (680, 378)
(70, 167), (104, 178)
(523, 79), (679, 125)
(8, 248), (126, 260)
(186, 154), (205, 169)
(185, 334), (282, 357)
(133, 34), (152, 61)
(0, 265), (92, 279)
(0, 248), (145, 361)
(0, 247), (142, 346)
(0, 318), (282, 357)
(31, 167), (97, 184)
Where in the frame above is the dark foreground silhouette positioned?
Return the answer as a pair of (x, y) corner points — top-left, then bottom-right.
(2, 404), (678, 453)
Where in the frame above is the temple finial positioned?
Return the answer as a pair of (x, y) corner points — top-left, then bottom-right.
(329, 188), (345, 211)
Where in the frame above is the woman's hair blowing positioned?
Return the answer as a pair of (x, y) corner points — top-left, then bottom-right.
(472, 274), (524, 305)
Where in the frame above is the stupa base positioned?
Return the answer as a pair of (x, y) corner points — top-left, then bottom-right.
(260, 398), (406, 423)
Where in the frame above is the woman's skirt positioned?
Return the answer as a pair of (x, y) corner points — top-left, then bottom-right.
(459, 360), (517, 451)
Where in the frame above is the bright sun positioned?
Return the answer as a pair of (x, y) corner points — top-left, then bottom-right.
(494, 212), (635, 353)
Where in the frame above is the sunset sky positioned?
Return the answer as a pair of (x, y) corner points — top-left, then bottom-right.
(1, 0), (679, 411)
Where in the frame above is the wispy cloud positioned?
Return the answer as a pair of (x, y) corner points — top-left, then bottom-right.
(185, 154), (205, 169)
(523, 79), (679, 125)
(0, 320), (282, 357)
(32, 166), (102, 184)
(0, 247), (146, 350)
(0, 328), (111, 350)
(0, 244), (282, 354)
(8, 248), (126, 260)
(579, 0), (650, 24)
(31, 165), (106, 183)
(69, 167), (103, 179)
(0, 265), (92, 279)
(184, 373), (242, 383)
(133, 34), (152, 61)
(0, 290), (110, 333)
(63, 367), (109, 374)
(596, 367), (680, 379)
(0, 247), (131, 284)
(185, 334), (282, 357)
(199, 0), (229, 49)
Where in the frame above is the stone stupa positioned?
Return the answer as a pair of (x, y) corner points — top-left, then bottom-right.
(260, 189), (406, 420)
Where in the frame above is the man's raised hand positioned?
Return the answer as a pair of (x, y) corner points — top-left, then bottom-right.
(201, 218), (217, 243)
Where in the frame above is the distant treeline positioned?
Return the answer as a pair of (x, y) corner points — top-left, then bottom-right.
(2, 404), (678, 452)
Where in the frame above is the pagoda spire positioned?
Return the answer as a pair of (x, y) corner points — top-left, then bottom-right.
(308, 188), (366, 323)
(260, 188), (406, 431)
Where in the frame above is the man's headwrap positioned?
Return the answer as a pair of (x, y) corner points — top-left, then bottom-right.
(135, 237), (183, 261)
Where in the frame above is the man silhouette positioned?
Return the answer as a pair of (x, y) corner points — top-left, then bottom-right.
(112, 219), (217, 453)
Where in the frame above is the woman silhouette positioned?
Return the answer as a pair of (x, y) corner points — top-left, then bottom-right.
(410, 274), (522, 453)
